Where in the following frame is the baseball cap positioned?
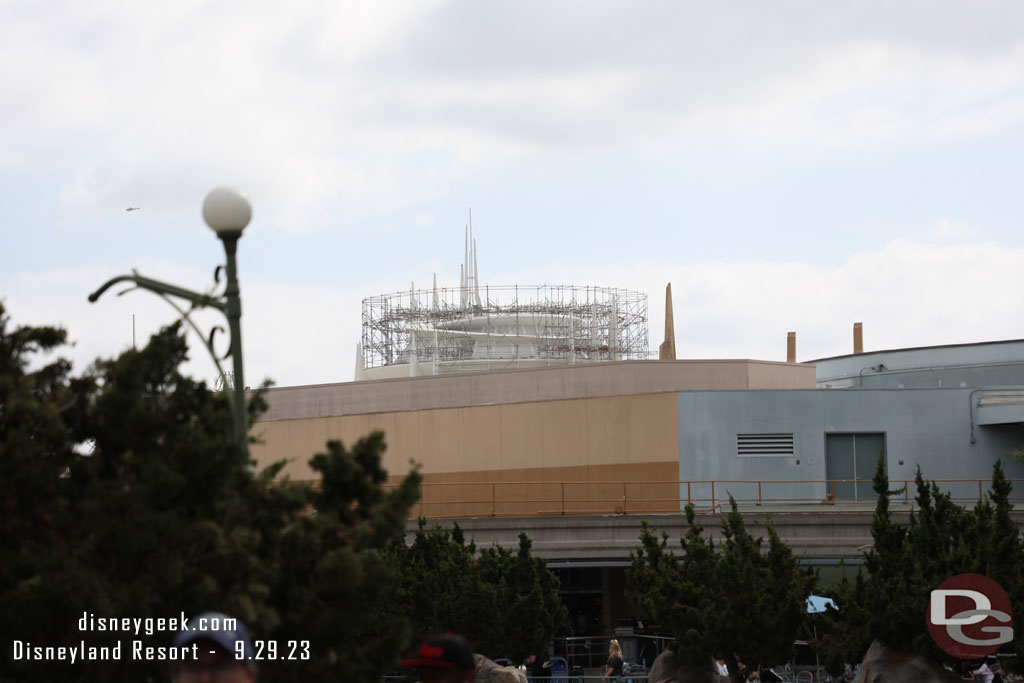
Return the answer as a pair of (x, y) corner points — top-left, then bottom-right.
(173, 612), (253, 659)
(400, 633), (475, 670)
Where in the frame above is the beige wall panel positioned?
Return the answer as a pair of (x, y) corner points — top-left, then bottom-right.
(748, 362), (817, 389)
(641, 394), (680, 463)
(536, 399), (589, 470)
(256, 417), (330, 480)
(402, 461), (681, 517)
(496, 402), (545, 469)
(584, 394), (679, 467)
(254, 393), (680, 497)
(458, 406), (501, 473)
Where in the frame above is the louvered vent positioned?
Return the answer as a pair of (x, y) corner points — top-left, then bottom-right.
(737, 433), (794, 457)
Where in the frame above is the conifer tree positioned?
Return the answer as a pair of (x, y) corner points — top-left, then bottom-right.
(816, 459), (1024, 674)
(0, 304), (420, 683)
(386, 522), (567, 664)
(628, 499), (816, 673)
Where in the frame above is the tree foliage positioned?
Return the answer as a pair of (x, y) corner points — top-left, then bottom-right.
(815, 458), (1024, 674)
(0, 303), (420, 683)
(627, 499), (817, 672)
(386, 520), (568, 664)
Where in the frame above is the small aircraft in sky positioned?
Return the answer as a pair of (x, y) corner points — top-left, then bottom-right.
(126, 207), (140, 212)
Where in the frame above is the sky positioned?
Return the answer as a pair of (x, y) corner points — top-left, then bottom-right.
(4, 1), (1024, 388)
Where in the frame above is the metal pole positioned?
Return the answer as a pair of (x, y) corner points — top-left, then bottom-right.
(220, 232), (248, 457)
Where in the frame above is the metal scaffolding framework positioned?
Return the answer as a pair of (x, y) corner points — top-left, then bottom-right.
(361, 284), (650, 376)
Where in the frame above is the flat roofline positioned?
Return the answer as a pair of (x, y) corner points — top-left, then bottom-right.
(804, 338), (1024, 364)
(263, 358), (807, 393)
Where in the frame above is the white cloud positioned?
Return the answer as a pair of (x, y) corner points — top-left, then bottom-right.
(5, 2), (1024, 234)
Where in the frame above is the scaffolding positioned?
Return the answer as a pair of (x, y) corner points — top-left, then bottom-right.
(360, 284), (649, 376)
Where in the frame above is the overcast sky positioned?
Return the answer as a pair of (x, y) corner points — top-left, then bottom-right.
(4, 1), (1024, 387)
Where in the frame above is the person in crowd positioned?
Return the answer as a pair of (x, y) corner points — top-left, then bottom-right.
(970, 660), (995, 683)
(735, 656), (759, 681)
(170, 611), (257, 683)
(401, 633), (477, 683)
(525, 652), (547, 682)
(604, 639), (624, 679)
(716, 655), (733, 679)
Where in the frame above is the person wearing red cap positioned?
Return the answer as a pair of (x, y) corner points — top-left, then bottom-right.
(400, 633), (476, 683)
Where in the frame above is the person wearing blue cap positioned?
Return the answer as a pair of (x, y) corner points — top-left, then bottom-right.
(171, 612), (257, 682)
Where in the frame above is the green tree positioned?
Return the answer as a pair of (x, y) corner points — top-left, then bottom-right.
(263, 434), (421, 683)
(816, 459), (1024, 673)
(386, 521), (567, 664)
(628, 499), (817, 674)
(0, 304), (420, 683)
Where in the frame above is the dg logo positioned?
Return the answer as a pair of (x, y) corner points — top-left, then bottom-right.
(927, 574), (1014, 659)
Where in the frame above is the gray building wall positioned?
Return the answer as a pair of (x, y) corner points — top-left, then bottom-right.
(676, 388), (1024, 507)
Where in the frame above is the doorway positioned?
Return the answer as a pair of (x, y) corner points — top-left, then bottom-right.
(824, 433), (885, 500)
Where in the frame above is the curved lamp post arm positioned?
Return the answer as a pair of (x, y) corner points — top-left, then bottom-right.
(88, 272), (226, 313)
(88, 269), (247, 455)
(150, 289), (232, 394)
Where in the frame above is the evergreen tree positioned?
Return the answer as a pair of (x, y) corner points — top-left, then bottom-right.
(0, 304), (420, 683)
(816, 459), (1024, 674)
(386, 522), (567, 664)
(628, 499), (816, 672)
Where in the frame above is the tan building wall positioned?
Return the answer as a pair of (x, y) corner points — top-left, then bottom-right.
(251, 392), (681, 516)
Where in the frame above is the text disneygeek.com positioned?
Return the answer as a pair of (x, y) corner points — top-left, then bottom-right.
(9, 612), (238, 664)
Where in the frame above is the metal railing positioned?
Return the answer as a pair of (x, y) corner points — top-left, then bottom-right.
(368, 478), (1024, 519)
(553, 634), (672, 671)
(385, 676), (647, 683)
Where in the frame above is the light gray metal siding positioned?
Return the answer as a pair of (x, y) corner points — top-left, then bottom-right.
(676, 388), (1024, 507)
(811, 340), (1024, 388)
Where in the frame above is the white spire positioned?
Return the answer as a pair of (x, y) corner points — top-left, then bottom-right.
(354, 342), (366, 381)
(459, 216), (483, 308)
(459, 263), (466, 307)
(472, 236), (481, 306)
(432, 273), (439, 311)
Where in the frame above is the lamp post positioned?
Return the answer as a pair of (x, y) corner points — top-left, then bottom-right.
(88, 187), (253, 456)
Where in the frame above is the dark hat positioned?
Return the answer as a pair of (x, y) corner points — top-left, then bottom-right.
(173, 612), (253, 659)
(401, 633), (475, 670)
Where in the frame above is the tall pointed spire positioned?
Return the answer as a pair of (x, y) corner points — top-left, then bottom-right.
(459, 263), (466, 307)
(659, 283), (676, 360)
(472, 237), (481, 306)
(354, 342), (366, 381)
